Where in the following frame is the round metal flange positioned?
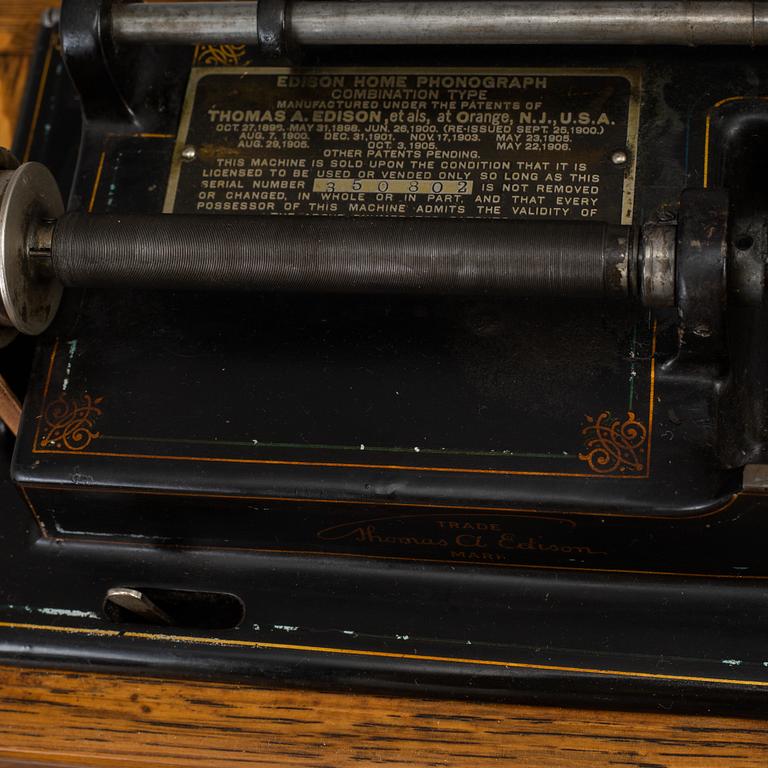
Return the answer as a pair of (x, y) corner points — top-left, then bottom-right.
(0, 149), (21, 347)
(0, 162), (64, 336)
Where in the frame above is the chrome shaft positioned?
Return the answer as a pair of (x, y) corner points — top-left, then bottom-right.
(110, 1), (768, 47)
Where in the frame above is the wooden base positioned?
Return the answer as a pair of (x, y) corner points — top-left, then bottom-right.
(0, 664), (765, 768)
(0, 0), (44, 148)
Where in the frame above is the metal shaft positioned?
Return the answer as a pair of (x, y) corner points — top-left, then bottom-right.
(111, 1), (768, 47)
(50, 212), (632, 298)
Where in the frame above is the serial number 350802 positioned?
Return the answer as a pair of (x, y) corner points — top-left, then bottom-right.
(313, 179), (474, 195)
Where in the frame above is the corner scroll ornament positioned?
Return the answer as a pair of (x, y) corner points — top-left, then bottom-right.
(193, 44), (249, 66)
(578, 411), (647, 475)
(39, 394), (104, 452)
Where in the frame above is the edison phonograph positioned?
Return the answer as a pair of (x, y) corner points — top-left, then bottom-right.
(0, 0), (767, 712)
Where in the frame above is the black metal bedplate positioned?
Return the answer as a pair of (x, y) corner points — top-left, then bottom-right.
(1, 6), (768, 711)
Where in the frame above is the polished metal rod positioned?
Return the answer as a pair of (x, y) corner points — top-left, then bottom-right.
(111, 1), (768, 47)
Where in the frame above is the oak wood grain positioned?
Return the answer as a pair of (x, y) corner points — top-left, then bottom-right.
(0, 664), (766, 768)
(0, 54), (28, 154)
(0, 0), (50, 147)
(0, 1), (51, 56)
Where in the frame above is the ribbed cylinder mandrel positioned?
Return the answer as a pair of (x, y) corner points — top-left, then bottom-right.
(50, 213), (632, 298)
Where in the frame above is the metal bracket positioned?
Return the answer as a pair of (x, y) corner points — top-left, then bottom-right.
(674, 188), (729, 364)
(257, 0), (292, 59)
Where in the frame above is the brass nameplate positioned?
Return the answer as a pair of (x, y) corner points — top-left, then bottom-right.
(165, 67), (640, 224)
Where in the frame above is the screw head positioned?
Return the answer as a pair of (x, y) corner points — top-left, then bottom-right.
(611, 149), (628, 166)
(693, 323), (712, 338)
(181, 145), (197, 162)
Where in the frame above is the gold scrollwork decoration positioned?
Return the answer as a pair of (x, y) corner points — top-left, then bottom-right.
(40, 394), (104, 452)
(194, 44), (248, 66)
(578, 411), (647, 475)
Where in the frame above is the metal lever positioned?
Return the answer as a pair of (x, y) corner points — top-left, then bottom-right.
(104, 587), (175, 626)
